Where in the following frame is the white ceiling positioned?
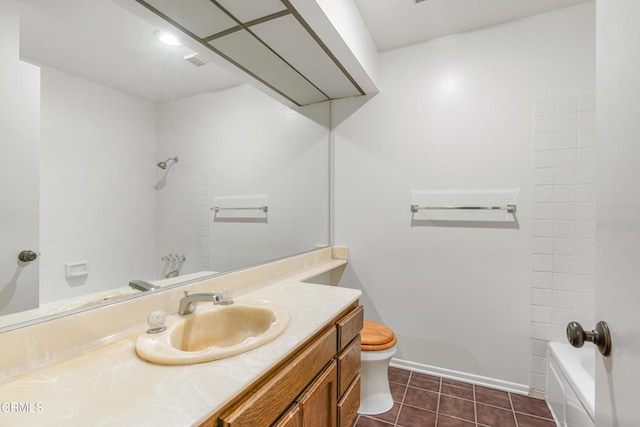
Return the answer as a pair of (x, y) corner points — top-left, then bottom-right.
(18, 0), (593, 103)
(19, 0), (243, 103)
(353, 0), (593, 52)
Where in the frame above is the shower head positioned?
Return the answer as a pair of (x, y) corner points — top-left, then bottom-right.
(157, 156), (178, 170)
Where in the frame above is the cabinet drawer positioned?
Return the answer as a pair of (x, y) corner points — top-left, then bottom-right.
(220, 327), (337, 427)
(336, 306), (363, 351)
(338, 375), (361, 427)
(337, 336), (361, 398)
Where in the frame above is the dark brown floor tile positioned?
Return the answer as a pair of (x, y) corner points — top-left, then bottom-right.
(367, 401), (400, 424)
(474, 386), (512, 410)
(355, 415), (394, 427)
(403, 387), (439, 411)
(476, 403), (516, 427)
(510, 394), (553, 419)
(396, 405), (436, 427)
(441, 378), (474, 390)
(441, 383), (474, 400)
(389, 367), (411, 385)
(391, 382), (407, 402)
(408, 372), (441, 391)
(515, 413), (557, 427)
(436, 414), (475, 426)
(438, 395), (475, 422)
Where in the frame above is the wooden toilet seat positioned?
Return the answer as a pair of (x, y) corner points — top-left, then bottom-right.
(361, 320), (397, 351)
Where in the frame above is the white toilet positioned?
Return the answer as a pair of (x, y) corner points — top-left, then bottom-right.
(358, 320), (397, 415)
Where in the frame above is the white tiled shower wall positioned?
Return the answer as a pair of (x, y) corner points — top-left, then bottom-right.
(155, 95), (211, 278)
(38, 67), (329, 301)
(530, 94), (597, 395)
(157, 85), (330, 274)
(39, 67), (158, 303)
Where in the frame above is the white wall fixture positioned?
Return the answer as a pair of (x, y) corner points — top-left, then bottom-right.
(213, 195), (269, 219)
(411, 189), (518, 222)
(65, 261), (89, 279)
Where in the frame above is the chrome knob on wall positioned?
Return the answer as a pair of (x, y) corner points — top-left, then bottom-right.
(18, 250), (39, 263)
(567, 320), (612, 357)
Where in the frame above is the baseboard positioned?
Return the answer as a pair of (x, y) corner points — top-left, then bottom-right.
(390, 358), (530, 396)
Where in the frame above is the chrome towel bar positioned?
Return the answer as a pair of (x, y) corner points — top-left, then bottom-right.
(410, 204), (517, 214)
(212, 206), (268, 213)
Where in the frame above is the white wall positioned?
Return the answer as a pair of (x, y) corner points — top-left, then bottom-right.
(157, 84), (330, 274)
(332, 3), (595, 390)
(0, 0), (40, 316)
(39, 67), (157, 303)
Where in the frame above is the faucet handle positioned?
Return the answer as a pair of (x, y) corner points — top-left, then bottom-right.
(147, 310), (167, 334)
(218, 289), (234, 305)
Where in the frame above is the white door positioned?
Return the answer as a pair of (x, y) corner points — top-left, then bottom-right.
(596, 1), (640, 425)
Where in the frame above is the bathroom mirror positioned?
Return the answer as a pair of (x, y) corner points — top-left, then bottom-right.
(0, 0), (330, 330)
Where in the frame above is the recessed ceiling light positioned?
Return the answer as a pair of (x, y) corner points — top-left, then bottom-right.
(155, 31), (181, 47)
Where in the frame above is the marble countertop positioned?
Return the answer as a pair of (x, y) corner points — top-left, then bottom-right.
(0, 280), (361, 426)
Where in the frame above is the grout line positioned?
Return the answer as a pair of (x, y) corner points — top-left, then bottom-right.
(474, 401), (516, 412)
(508, 393), (519, 427)
(513, 410), (556, 421)
(434, 378), (442, 427)
(437, 391), (476, 403)
(438, 413), (478, 425)
(473, 384), (478, 426)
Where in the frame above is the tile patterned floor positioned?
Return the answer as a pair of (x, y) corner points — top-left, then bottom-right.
(353, 367), (557, 427)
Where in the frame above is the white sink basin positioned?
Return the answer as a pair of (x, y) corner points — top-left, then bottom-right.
(135, 300), (289, 365)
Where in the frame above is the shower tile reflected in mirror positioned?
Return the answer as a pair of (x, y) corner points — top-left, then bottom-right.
(0, 0), (330, 329)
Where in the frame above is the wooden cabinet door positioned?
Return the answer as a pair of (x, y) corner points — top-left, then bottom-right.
(274, 404), (301, 427)
(298, 361), (337, 427)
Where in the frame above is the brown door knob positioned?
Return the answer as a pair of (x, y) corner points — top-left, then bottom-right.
(18, 250), (38, 263)
(566, 321), (612, 357)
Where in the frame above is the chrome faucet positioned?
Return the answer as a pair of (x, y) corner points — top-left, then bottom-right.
(178, 291), (224, 315)
(129, 280), (161, 292)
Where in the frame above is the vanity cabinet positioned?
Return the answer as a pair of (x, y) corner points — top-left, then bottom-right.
(205, 303), (363, 427)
